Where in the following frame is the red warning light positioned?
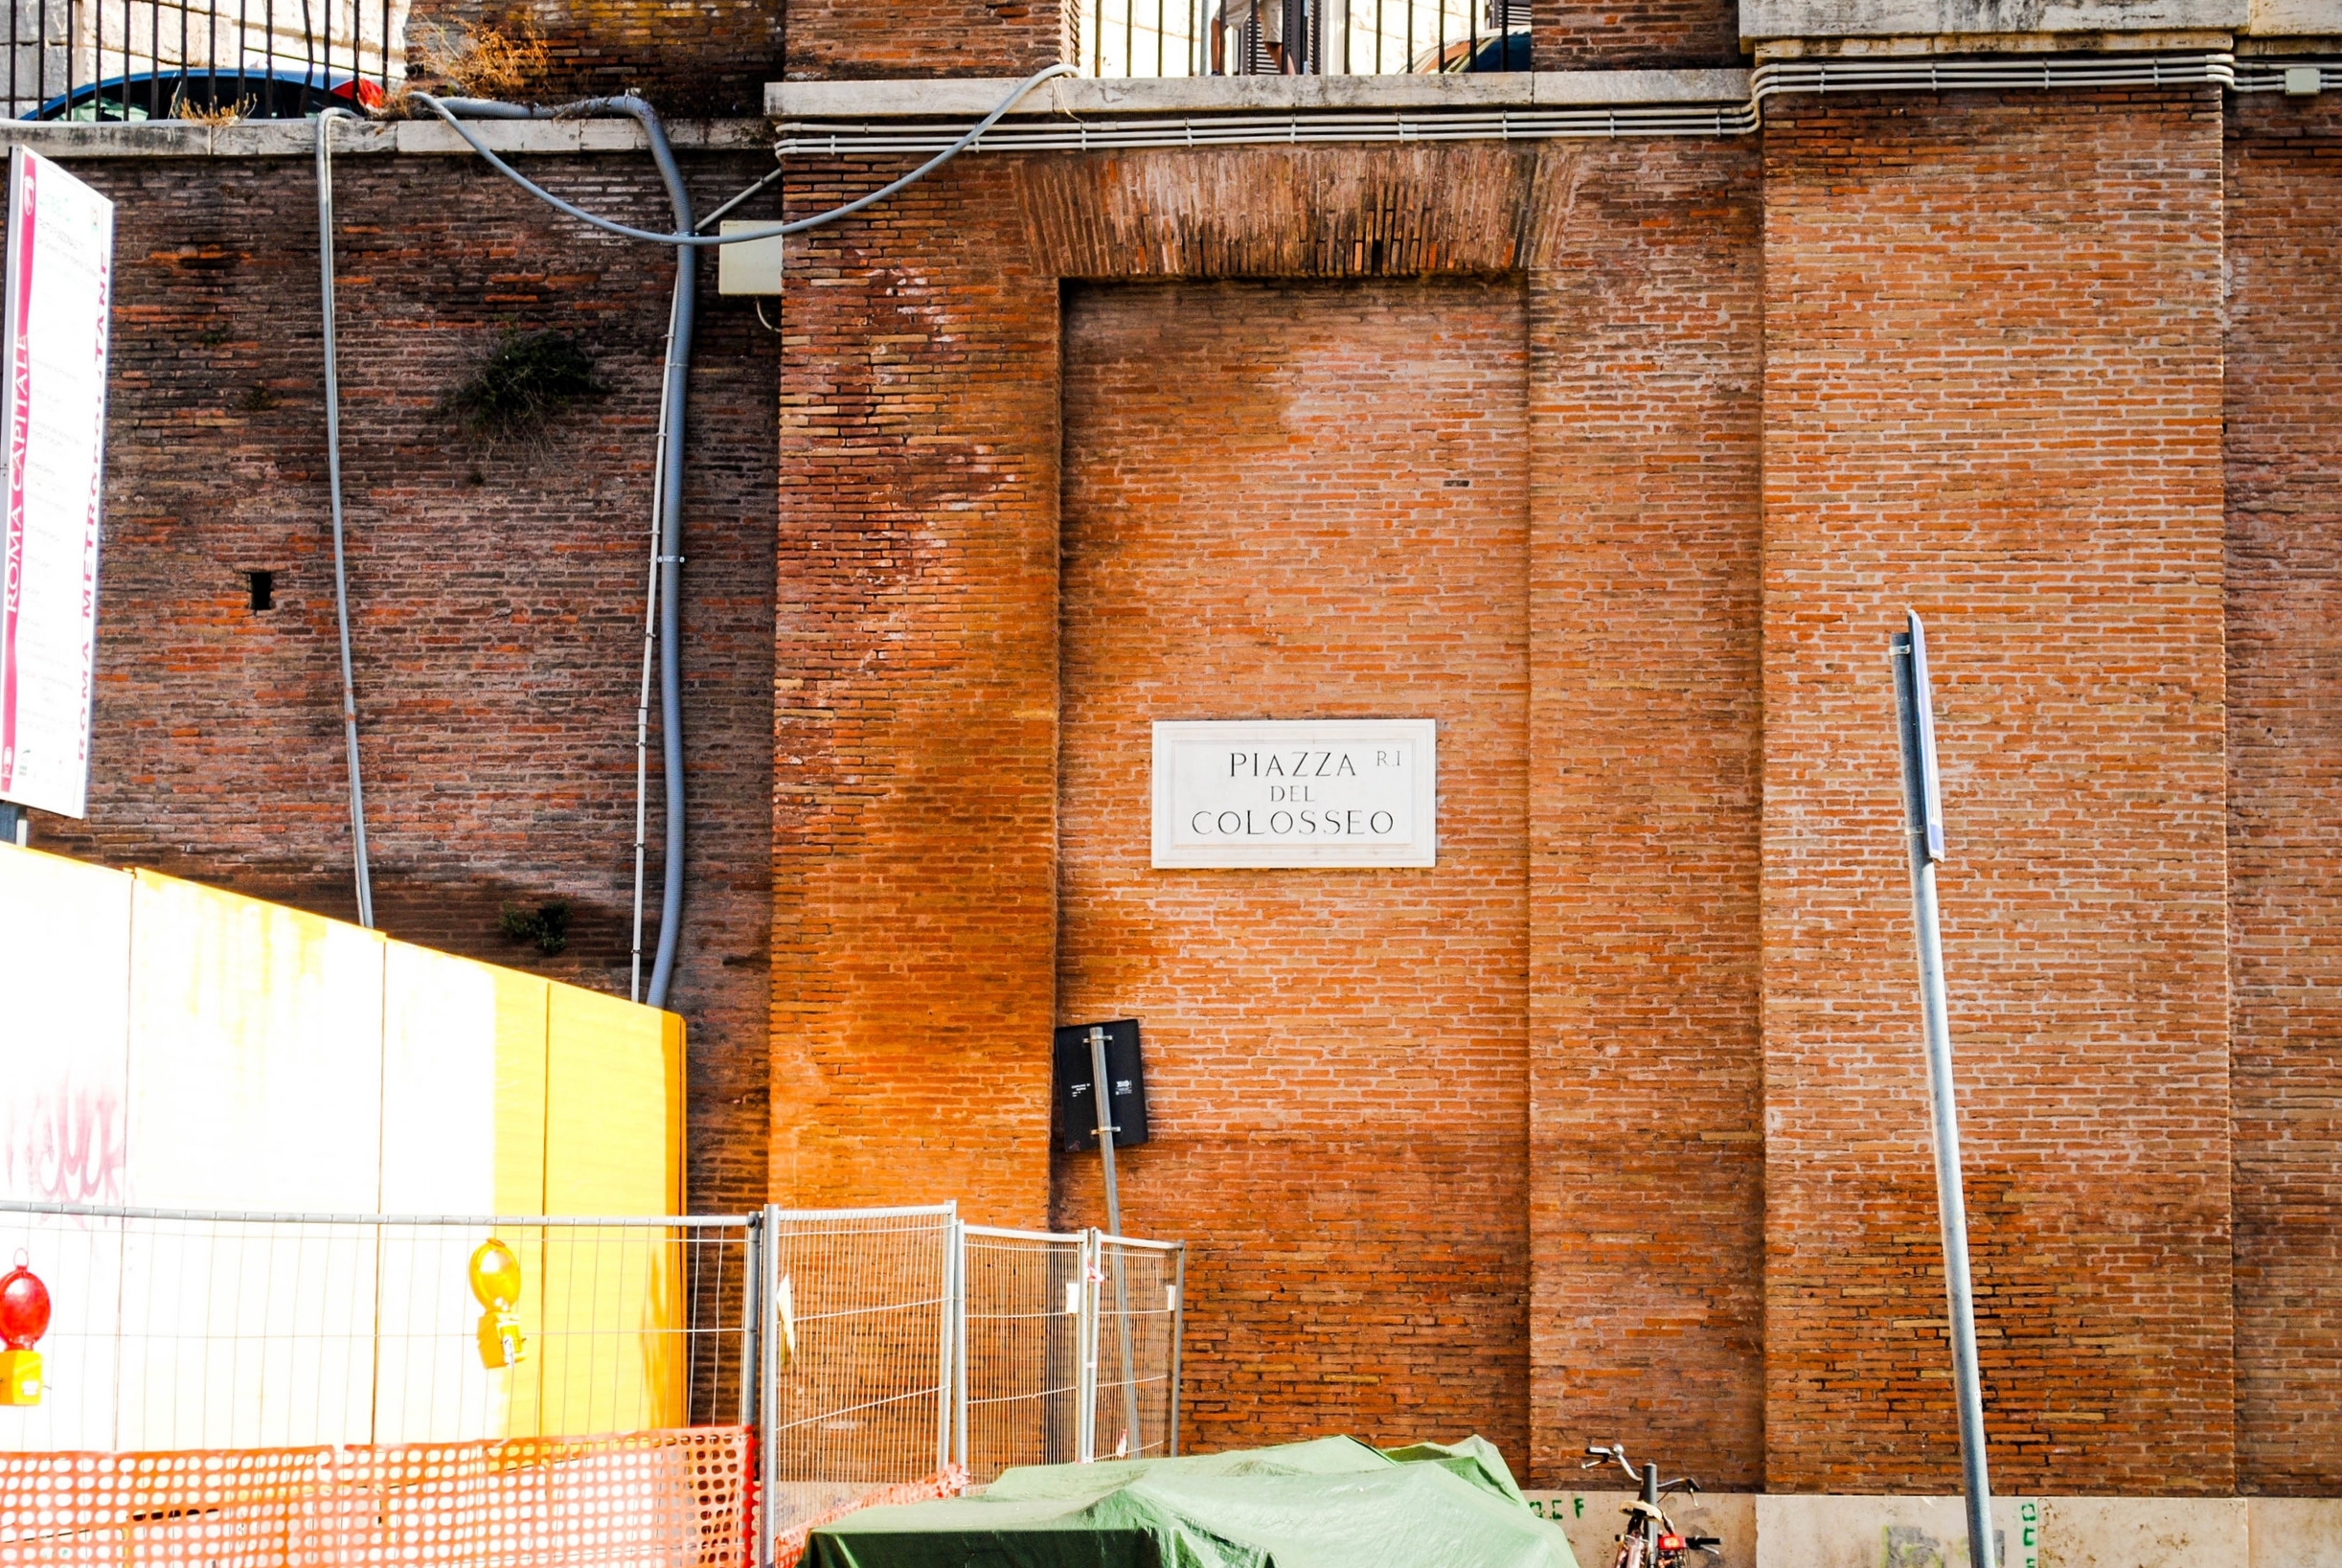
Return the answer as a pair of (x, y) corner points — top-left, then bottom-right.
(0, 1257), (50, 1407)
(0, 1261), (47, 1349)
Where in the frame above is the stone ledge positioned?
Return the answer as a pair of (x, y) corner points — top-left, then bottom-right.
(394, 116), (771, 154)
(1741, 0), (2249, 40)
(2247, 0), (2342, 34)
(1751, 28), (2235, 54)
(1739, 0), (2342, 40)
(764, 70), (1754, 122)
(0, 116), (771, 159)
(1524, 1493), (2342, 1568)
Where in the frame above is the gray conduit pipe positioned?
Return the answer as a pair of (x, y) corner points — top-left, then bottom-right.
(316, 106), (375, 930)
(414, 66), (1073, 1012)
(627, 284), (677, 1004)
(440, 95), (694, 1009)
(430, 95), (694, 1010)
(411, 65), (1075, 249)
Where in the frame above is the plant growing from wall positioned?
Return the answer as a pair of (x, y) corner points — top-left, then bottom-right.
(499, 899), (571, 955)
(443, 329), (605, 455)
(171, 92), (253, 125)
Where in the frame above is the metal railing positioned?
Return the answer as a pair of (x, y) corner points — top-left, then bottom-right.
(0, 0), (402, 122)
(1075, 0), (1527, 77)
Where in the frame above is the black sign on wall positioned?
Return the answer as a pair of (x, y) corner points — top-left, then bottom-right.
(1053, 1019), (1150, 1153)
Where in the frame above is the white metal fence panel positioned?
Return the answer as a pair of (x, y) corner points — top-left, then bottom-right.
(956, 1225), (1085, 1482)
(0, 1200), (756, 1452)
(0, 1196), (1184, 1558)
(1092, 1235), (1182, 1464)
(760, 1204), (957, 1540)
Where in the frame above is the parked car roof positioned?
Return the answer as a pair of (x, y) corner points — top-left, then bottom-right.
(27, 67), (382, 121)
(1411, 29), (1532, 73)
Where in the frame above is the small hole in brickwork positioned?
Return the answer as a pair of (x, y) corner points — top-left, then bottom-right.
(247, 570), (275, 612)
(1443, 479), (1471, 489)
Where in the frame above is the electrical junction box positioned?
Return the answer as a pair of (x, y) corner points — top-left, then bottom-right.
(717, 220), (784, 295)
(1054, 1019), (1149, 1152)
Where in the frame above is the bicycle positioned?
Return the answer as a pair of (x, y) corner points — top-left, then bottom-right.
(1580, 1443), (1723, 1568)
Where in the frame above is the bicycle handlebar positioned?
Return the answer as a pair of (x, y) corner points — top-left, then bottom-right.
(1577, 1444), (1703, 1494)
(1580, 1443), (1638, 1484)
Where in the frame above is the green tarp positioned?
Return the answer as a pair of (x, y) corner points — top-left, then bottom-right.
(806, 1435), (1581, 1568)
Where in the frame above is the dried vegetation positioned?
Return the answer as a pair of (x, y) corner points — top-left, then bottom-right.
(410, 15), (549, 100)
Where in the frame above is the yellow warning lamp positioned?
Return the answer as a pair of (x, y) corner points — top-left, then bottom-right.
(468, 1238), (527, 1370)
(0, 1253), (51, 1407)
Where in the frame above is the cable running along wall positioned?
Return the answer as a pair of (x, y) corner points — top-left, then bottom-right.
(300, 64), (1072, 1007)
(773, 50), (2245, 154)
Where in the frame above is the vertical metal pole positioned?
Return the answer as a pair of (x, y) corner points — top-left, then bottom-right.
(952, 1218), (969, 1474)
(1168, 1243), (1184, 1456)
(1076, 1229), (1100, 1463)
(935, 1205), (957, 1474)
(1892, 611), (1995, 1568)
(738, 1215), (761, 1563)
(1086, 1026), (1143, 1455)
(1088, 1026), (1123, 1238)
(758, 1204), (780, 1568)
(316, 108), (374, 930)
(739, 1216), (760, 1426)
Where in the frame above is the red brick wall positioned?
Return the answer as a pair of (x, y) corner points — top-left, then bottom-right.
(772, 153), (1062, 1222)
(1525, 140), (1765, 1490)
(1531, 0), (1739, 71)
(2225, 93), (2342, 1498)
(1759, 90), (2233, 1494)
(769, 143), (1566, 1229)
(20, 152), (779, 1215)
(1016, 143), (1557, 280)
(782, 0), (1067, 80)
(27, 75), (2342, 1502)
(1054, 278), (1531, 1458)
(404, 0), (780, 116)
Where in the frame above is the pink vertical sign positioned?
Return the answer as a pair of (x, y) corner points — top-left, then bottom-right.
(0, 147), (112, 819)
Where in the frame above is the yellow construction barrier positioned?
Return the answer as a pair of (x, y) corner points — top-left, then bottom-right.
(0, 845), (687, 1444)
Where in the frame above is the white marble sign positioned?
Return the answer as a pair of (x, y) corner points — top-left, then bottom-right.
(1150, 719), (1436, 869)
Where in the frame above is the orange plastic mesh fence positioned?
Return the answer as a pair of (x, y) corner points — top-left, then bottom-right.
(773, 1466), (967, 1568)
(0, 1427), (752, 1567)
